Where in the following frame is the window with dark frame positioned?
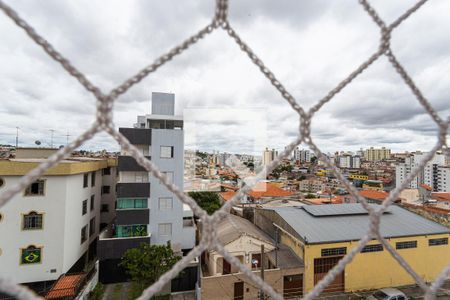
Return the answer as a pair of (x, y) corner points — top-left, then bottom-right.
(361, 244), (383, 253)
(160, 146), (174, 158)
(396, 241), (417, 250)
(23, 212), (43, 230)
(102, 167), (111, 175)
(89, 217), (95, 237)
(102, 186), (110, 195)
(429, 238), (448, 246)
(24, 180), (45, 196)
(83, 174), (88, 188)
(321, 247), (347, 257)
(81, 225), (88, 244)
(82, 200), (87, 215)
(91, 171), (96, 187)
(100, 204), (109, 212)
(90, 195), (94, 211)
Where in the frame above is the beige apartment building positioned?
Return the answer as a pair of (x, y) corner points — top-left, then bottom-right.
(363, 147), (391, 161)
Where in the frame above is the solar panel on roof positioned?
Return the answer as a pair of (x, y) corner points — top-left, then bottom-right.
(300, 204), (389, 217)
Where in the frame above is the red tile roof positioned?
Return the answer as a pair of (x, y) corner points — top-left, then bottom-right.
(219, 191), (236, 202)
(420, 184), (432, 191)
(307, 197), (343, 205)
(359, 190), (389, 200)
(432, 193), (450, 201)
(46, 274), (84, 299)
(219, 182), (294, 201)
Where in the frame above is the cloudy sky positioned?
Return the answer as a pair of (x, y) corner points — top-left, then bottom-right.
(0, 0), (449, 155)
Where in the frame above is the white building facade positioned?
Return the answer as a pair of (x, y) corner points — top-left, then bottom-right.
(0, 156), (115, 287)
(396, 152), (447, 191)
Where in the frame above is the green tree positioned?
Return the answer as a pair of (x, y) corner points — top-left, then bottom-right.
(305, 193), (316, 199)
(119, 243), (180, 286)
(188, 191), (221, 215)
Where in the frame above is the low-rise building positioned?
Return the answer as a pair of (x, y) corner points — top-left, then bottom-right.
(200, 214), (304, 299)
(0, 149), (116, 292)
(254, 204), (450, 294)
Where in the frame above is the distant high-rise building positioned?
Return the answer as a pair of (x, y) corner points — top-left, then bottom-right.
(292, 147), (311, 163)
(338, 155), (361, 169)
(364, 147), (391, 161)
(262, 148), (277, 166)
(396, 151), (447, 192)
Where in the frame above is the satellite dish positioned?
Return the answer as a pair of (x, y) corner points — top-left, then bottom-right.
(35, 140), (41, 145)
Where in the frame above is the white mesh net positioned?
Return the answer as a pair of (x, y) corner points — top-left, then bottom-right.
(0, 0), (449, 299)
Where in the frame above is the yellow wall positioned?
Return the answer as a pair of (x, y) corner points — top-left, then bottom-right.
(301, 234), (450, 293)
(0, 159), (116, 176)
(349, 174), (369, 181)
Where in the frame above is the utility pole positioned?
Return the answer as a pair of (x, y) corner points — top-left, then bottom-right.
(15, 127), (19, 149)
(259, 244), (265, 300)
(65, 131), (71, 145)
(49, 129), (55, 148)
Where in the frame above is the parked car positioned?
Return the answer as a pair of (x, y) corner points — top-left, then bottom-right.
(367, 288), (408, 300)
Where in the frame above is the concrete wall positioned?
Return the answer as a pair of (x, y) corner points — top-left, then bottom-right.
(201, 267), (303, 300)
(100, 167), (117, 225)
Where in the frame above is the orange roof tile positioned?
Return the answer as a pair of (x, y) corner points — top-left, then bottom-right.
(432, 193), (450, 201)
(219, 182), (294, 201)
(46, 274), (84, 299)
(221, 184), (238, 191)
(248, 182), (294, 199)
(219, 191), (236, 202)
(420, 184), (432, 191)
(359, 190), (388, 200)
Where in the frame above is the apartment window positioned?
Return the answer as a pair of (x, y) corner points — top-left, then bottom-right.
(100, 204), (109, 212)
(82, 200), (88, 215)
(21, 246), (42, 264)
(83, 174), (88, 188)
(159, 197), (173, 210)
(116, 225), (147, 237)
(429, 238), (448, 246)
(161, 172), (174, 184)
(89, 217), (96, 237)
(160, 146), (174, 158)
(361, 244), (383, 253)
(158, 223), (172, 236)
(90, 195), (95, 211)
(101, 186), (110, 195)
(23, 212), (43, 230)
(81, 225), (88, 244)
(102, 167), (111, 175)
(24, 180), (45, 196)
(321, 247), (347, 257)
(117, 198), (148, 209)
(91, 172), (96, 187)
(396, 241), (417, 250)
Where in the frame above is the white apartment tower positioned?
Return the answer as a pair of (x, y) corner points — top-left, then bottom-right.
(395, 152), (447, 191)
(98, 92), (195, 283)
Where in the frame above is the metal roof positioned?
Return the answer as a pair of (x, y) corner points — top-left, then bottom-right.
(269, 204), (450, 244)
(216, 214), (274, 246)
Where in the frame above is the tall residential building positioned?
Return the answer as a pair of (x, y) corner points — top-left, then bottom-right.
(0, 148), (116, 290)
(292, 147), (311, 163)
(395, 151), (447, 191)
(338, 155), (361, 169)
(364, 147), (391, 161)
(262, 148), (277, 166)
(436, 166), (450, 192)
(98, 92), (195, 283)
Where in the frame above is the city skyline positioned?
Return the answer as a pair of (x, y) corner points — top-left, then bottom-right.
(1, 0), (449, 154)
